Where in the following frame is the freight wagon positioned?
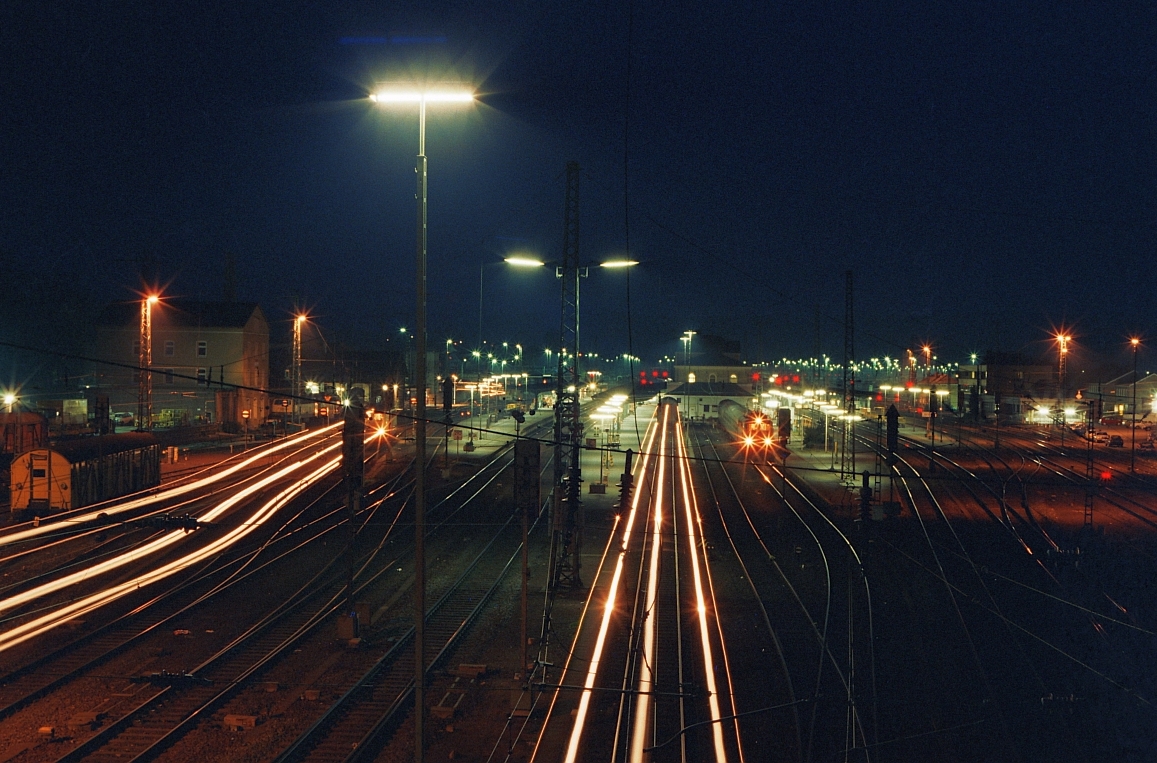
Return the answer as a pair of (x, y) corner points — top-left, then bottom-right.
(9, 433), (161, 515)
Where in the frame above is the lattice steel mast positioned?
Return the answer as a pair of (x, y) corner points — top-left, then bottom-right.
(550, 161), (584, 591)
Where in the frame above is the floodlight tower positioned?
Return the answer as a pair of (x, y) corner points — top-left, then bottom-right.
(293, 314), (306, 425)
(138, 295), (159, 431)
(1056, 333), (1071, 416)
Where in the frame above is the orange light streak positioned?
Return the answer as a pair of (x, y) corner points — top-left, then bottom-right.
(0, 447), (343, 652)
(0, 440), (343, 624)
(674, 414), (728, 762)
(563, 409), (662, 763)
(0, 422), (342, 548)
(629, 405), (670, 761)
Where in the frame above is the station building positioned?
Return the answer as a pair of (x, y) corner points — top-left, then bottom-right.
(957, 351), (1057, 421)
(91, 300), (270, 427)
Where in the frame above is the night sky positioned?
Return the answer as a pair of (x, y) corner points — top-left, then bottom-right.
(3, 2), (1156, 374)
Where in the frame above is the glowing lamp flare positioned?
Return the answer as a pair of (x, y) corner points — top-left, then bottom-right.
(369, 89), (475, 103)
(504, 256), (545, 267)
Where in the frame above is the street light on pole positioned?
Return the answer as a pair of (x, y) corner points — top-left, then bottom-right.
(370, 84), (474, 763)
(478, 256), (542, 383)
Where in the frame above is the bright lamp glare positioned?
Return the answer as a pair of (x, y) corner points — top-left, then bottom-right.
(505, 257), (545, 267)
(370, 89), (474, 104)
(599, 260), (638, 268)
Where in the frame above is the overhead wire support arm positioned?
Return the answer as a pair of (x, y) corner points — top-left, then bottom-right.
(546, 161), (585, 639)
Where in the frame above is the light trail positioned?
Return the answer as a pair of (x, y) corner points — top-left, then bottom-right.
(0, 441), (343, 621)
(562, 410), (662, 763)
(0, 423), (342, 548)
(629, 405), (670, 763)
(0, 446), (344, 653)
(674, 412), (728, 762)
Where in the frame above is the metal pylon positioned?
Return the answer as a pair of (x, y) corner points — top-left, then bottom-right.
(550, 161), (584, 592)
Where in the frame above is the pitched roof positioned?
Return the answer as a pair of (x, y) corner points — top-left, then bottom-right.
(97, 300), (264, 330)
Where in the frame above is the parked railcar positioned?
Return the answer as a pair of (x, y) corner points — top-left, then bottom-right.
(9, 433), (161, 515)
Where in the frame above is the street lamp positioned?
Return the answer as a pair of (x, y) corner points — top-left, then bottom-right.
(478, 256), (543, 381)
(371, 84), (474, 763)
(1131, 337), (1141, 472)
(3, 393), (15, 413)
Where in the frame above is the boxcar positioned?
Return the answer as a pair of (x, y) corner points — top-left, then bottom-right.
(10, 433), (161, 515)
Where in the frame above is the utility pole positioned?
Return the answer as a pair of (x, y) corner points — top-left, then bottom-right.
(543, 162), (584, 658)
(842, 270), (855, 479)
(1084, 400), (1096, 528)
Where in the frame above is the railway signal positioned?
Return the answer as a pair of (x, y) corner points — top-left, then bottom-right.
(859, 469), (872, 523)
(617, 449), (634, 516)
(442, 376), (454, 415)
(886, 404), (899, 466)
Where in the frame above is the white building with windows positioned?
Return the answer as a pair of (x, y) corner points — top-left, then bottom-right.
(92, 300), (269, 427)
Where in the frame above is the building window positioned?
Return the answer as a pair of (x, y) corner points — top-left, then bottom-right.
(197, 368), (208, 384)
(729, 374), (738, 383)
(164, 340), (175, 357)
(197, 341), (207, 357)
(163, 369), (174, 385)
(704, 405), (710, 414)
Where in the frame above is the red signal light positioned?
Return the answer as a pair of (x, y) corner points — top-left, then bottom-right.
(1101, 470), (1113, 481)
(752, 373), (761, 381)
(792, 375), (800, 383)
(662, 371), (669, 378)
(652, 370), (659, 377)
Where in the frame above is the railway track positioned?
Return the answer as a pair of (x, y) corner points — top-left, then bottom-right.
(50, 419), (553, 762)
(527, 402), (739, 762)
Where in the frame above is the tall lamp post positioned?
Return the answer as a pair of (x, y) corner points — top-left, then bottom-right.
(1131, 337), (1141, 472)
(370, 85), (474, 763)
(138, 294), (159, 431)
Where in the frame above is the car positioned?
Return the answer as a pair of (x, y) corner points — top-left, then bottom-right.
(1140, 439), (1154, 450)
(1092, 431), (1110, 444)
(1108, 435), (1125, 447)
(112, 412), (134, 426)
